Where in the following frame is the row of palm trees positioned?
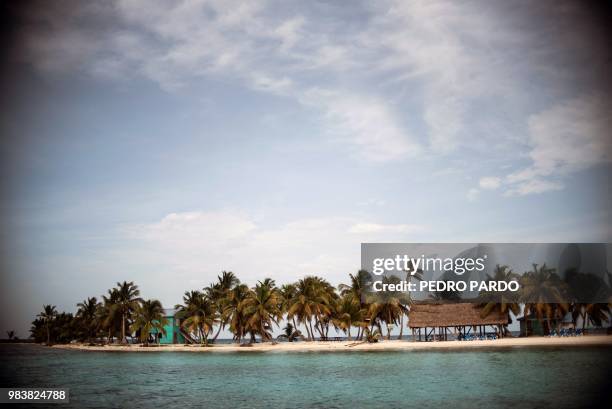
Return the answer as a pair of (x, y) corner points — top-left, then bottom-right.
(31, 265), (611, 344)
(478, 264), (612, 335)
(174, 272), (382, 344)
(30, 271), (407, 345)
(31, 281), (167, 345)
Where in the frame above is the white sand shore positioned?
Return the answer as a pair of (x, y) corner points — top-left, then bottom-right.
(52, 335), (612, 353)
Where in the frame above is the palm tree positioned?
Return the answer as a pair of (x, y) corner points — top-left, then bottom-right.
(520, 264), (570, 335)
(54, 312), (76, 343)
(287, 278), (316, 341)
(175, 291), (216, 346)
(478, 265), (520, 336)
(242, 280), (282, 342)
(223, 284), (250, 343)
(6, 330), (15, 340)
(37, 305), (57, 345)
(364, 327), (381, 343)
(259, 278), (277, 289)
(277, 323), (302, 342)
(312, 277), (337, 339)
(30, 318), (46, 342)
(367, 276), (407, 340)
(339, 270), (372, 340)
(401, 261), (423, 339)
(332, 294), (364, 340)
(339, 270), (371, 301)
(131, 299), (168, 345)
(280, 283), (299, 330)
(564, 268), (612, 332)
(113, 281), (142, 344)
(574, 303), (611, 332)
(287, 276), (335, 341)
(206, 271), (240, 342)
(99, 289), (120, 344)
(76, 297), (101, 342)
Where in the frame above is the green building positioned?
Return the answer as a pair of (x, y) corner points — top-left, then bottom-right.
(150, 309), (186, 344)
(518, 313), (573, 336)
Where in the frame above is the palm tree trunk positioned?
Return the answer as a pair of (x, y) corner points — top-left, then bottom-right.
(308, 319), (315, 341)
(292, 317), (298, 331)
(398, 314), (404, 340)
(121, 313), (126, 343)
(347, 326), (351, 341)
(46, 325), (50, 345)
(303, 320), (312, 341)
(314, 318), (324, 338)
(212, 323), (223, 342)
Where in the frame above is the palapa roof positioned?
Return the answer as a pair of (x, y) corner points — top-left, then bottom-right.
(408, 302), (508, 328)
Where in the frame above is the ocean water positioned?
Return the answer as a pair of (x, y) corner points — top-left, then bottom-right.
(1, 344), (611, 409)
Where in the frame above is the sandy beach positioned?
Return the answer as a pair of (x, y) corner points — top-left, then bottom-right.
(51, 335), (612, 353)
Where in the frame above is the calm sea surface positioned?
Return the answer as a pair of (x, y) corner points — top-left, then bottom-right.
(1, 344), (611, 408)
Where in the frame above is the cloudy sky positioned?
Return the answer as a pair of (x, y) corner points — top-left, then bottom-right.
(1, 0), (611, 337)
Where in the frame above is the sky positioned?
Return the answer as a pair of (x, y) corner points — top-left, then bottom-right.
(0, 0), (611, 338)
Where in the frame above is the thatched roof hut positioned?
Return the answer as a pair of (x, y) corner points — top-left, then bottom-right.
(408, 302), (508, 328)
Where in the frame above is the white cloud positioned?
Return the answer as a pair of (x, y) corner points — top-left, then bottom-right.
(273, 17), (305, 52)
(132, 210), (257, 253)
(250, 73), (294, 95)
(127, 210), (428, 283)
(15, 0), (612, 171)
(299, 88), (421, 161)
(468, 93), (612, 197)
(13, 0), (528, 162)
(348, 223), (424, 234)
(479, 177), (501, 190)
(502, 94), (611, 195)
(357, 198), (386, 207)
(112, 0), (422, 162)
(504, 179), (564, 196)
(360, 0), (527, 154)
(521, 94), (611, 177)
(467, 188), (479, 202)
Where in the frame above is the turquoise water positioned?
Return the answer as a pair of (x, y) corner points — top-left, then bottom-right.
(1, 344), (611, 408)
